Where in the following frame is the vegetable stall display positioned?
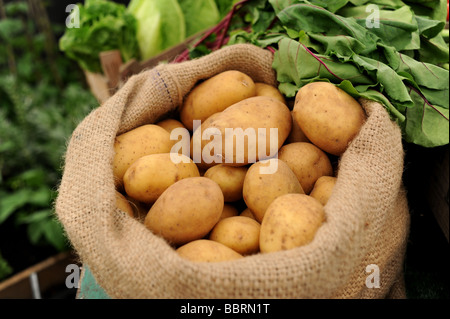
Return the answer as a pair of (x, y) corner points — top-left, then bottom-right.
(56, 43), (410, 299)
(54, 0), (448, 299)
(59, 0), (449, 149)
(183, 0), (449, 148)
(59, 0), (238, 71)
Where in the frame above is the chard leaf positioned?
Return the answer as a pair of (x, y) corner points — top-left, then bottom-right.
(415, 15), (446, 38)
(403, 87), (449, 146)
(276, 3), (379, 54)
(350, 54), (414, 106)
(269, 0), (352, 14)
(418, 34), (450, 65)
(227, 30), (285, 48)
(307, 33), (367, 57)
(273, 37), (373, 97)
(215, 0), (240, 18)
(338, 5), (421, 51)
(278, 82), (301, 98)
(395, 52), (449, 90)
(419, 86), (449, 108)
(405, 0), (448, 22)
(360, 0), (407, 7)
(242, 0), (277, 32)
(338, 80), (406, 122)
(296, 0), (351, 13)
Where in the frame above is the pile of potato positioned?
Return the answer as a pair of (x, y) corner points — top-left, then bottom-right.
(113, 70), (366, 262)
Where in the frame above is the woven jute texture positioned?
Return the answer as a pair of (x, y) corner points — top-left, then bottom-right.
(55, 43), (410, 299)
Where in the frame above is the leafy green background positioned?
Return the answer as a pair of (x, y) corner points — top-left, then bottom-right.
(59, 0), (140, 73)
(0, 0), (97, 281)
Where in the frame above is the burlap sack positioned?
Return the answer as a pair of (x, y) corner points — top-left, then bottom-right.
(55, 43), (410, 299)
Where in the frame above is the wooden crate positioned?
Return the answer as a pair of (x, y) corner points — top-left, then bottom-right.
(0, 251), (80, 299)
(85, 32), (203, 104)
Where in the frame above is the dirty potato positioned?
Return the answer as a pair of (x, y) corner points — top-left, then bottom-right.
(293, 82), (366, 156)
(260, 194), (325, 253)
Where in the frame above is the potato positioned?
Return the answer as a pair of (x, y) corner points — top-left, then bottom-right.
(123, 153), (200, 204)
(180, 70), (256, 131)
(293, 82), (366, 156)
(190, 112), (223, 169)
(115, 191), (134, 218)
(176, 239), (243, 262)
(309, 176), (337, 206)
(278, 142), (333, 194)
(260, 194), (325, 253)
(218, 204), (239, 221)
(144, 177), (224, 246)
(156, 118), (186, 132)
(242, 158), (304, 223)
(286, 111), (310, 144)
(204, 164), (248, 202)
(209, 216), (261, 255)
(255, 82), (286, 104)
(113, 124), (175, 186)
(195, 96), (291, 169)
(156, 119), (188, 153)
(239, 208), (258, 221)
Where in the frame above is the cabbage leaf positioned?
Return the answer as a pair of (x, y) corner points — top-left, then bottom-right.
(128, 0), (186, 60)
(178, 0), (220, 37)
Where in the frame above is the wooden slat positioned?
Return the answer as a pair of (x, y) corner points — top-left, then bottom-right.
(0, 251), (79, 299)
(100, 50), (123, 91)
(84, 70), (111, 104)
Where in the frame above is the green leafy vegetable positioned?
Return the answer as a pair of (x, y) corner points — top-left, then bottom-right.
(338, 5), (421, 51)
(59, 0), (140, 73)
(0, 0), (99, 276)
(215, 0), (242, 18)
(223, 0), (449, 147)
(128, 0), (186, 60)
(0, 250), (13, 281)
(179, 0), (221, 37)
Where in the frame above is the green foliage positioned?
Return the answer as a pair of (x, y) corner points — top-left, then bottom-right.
(0, 250), (13, 281)
(0, 0), (98, 276)
(178, 0), (220, 37)
(215, 0), (241, 18)
(59, 0), (141, 73)
(224, 0), (449, 147)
